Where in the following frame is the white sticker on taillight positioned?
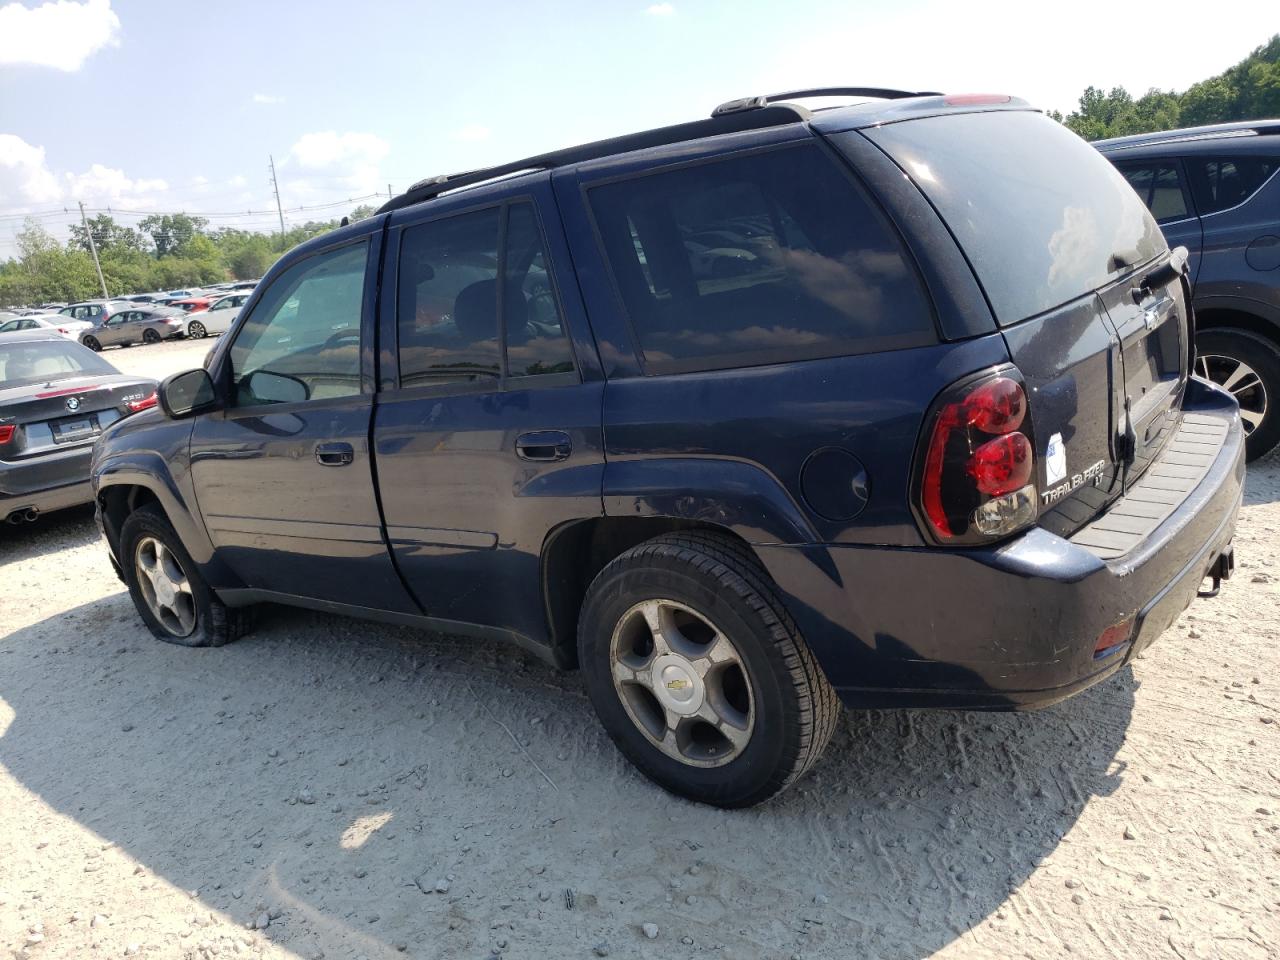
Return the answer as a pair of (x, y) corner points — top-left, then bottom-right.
(1045, 432), (1067, 485)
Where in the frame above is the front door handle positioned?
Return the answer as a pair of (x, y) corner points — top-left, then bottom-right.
(515, 430), (572, 462)
(315, 441), (354, 466)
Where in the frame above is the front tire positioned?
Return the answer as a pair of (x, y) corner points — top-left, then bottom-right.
(83, 336), (101, 351)
(578, 531), (840, 808)
(119, 504), (249, 647)
(1196, 327), (1280, 461)
(188, 320), (206, 339)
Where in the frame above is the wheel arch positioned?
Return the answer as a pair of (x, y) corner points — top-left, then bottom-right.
(541, 517), (768, 670)
(1194, 297), (1280, 345)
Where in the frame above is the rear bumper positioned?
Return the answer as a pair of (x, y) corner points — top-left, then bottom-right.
(757, 378), (1245, 710)
(0, 444), (95, 519)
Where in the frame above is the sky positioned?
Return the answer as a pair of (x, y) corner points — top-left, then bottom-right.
(1, 0), (1277, 257)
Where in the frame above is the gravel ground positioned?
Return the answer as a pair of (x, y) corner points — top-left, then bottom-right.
(2, 339), (1278, 959)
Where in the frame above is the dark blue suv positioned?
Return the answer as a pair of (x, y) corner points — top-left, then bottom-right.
(92, 90), (1244, 807)
(1096, 121), (1280, 461)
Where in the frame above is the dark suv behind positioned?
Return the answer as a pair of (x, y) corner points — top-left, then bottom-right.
(92, 90), (1243, 807)
(1096, 121), (1280, 460)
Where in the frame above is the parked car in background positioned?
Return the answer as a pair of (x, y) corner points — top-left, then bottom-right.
(184, 293), (250, 338)
(120, 294), (159, 303)
(81, 306), (186, 350)
(0, 314), (93, 339)
(1, 330), (156, 524)
(58, 300), (132, 324)
(1097, 121), (1280, 460)
(230, 280), (259, 292)
(167, 297), (215, 315)
(94, 91), (1243, 808)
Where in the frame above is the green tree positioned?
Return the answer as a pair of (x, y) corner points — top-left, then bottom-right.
(348, 204), (378, 222)
(1057, 33), (1279, 140)
(68, 214), (147, 255)
(137, 213), (210, 257)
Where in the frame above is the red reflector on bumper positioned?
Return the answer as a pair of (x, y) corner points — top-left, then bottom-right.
(1094, 619), (1135, 658)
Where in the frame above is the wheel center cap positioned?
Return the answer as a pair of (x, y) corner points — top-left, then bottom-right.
(651, 654), (704, 716)
(155, 575), (175, 605)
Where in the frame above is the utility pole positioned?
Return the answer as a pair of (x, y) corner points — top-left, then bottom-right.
(78, 200), (109, 299)
(268, 155), (286, 246)
(387, 183), (393, 200)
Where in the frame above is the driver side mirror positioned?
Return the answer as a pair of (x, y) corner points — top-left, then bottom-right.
(159, 368), (218, 419)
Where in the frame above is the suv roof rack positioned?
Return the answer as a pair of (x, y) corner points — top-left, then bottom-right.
(711, 86), (942, 117)
(378, 103), (808, 215)
(378, 87), (943, 216)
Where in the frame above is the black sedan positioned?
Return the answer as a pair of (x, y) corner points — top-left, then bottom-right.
(1, 331), (157, 524)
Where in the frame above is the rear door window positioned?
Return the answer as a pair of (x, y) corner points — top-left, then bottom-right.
(586, 143), (935, 373)
(861, 111), (1165, 325)
(1186, 156), (1279, 214)
(395, 201), (576, 387)
(1116, 162), (1191, 223)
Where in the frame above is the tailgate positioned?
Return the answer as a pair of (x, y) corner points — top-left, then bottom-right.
(858, 109), (1176, 537)
(1095, 255), (1191, 486)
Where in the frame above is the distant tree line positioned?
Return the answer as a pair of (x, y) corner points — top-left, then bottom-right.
(0, 203), (379, 307)
(1051, 34), (1280, 140)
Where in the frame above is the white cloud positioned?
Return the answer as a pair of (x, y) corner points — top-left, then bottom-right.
(252, 92), (284, 104)
(289, 131), (390, 170)
(645, 3), (674, 14)
(0, 134), (61, 204)
(451, 125), (491, 143)
(64, 163), (168, 207)
(0, 0), (121, 71)
(0, 133), (168, 213)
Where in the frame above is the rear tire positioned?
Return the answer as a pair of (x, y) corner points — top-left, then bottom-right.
(1196, 327), (1280, 461)
(83, 336), (101, 351)
(142, 329), (161, 344)
(119, 504), (250, 647)
(577, 531), (840, 808)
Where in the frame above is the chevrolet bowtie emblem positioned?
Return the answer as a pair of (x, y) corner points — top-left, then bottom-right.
(666, 679), (690, 691)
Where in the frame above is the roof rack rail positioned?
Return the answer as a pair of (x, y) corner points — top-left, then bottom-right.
(377, 104), (807, 215)
(711, 86), (942, 117)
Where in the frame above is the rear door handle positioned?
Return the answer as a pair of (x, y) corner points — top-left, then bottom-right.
(515, 430), (572, 462)
(315, 441), (354, 466)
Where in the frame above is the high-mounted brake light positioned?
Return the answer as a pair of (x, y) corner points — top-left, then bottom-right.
(918, 372), (1038, 544)
(0, 424), (14, 444)
(126, 391), (157, 413)
(944, 94), (1012, 106)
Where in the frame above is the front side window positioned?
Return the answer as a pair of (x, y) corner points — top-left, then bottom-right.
(587, 144), (934, 371)
(1118, 162), (1189, 223)
(1186, 156), (1279, 214)
(395, 201), (575, 388)
(228, 241), (368, 406)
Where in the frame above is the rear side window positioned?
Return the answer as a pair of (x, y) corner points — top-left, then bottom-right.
(396, 202), (574, 388)
(1186, 156), (1279, 214)
(1117, 162), (1190, 223)
(587, 144), (934, 373)
(862, 111), (1165, 325)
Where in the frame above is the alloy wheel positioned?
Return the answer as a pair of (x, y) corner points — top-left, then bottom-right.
(83, 336), (100, 351)
(188, 321), (206, 339)
(1197, 353), (1268, 436)
(609, 599), (754, 768)
(134, 536), (197, 638)
(143, 329), (161, 344)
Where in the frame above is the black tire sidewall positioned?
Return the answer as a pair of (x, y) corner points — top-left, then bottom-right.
(143, 329), (160, 344)
(119, 506), (221, 647)
(1197, 328), (1280, 461)
(579, 557), (803, 807)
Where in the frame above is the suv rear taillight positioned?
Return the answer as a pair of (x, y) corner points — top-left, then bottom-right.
(917, 369), (1038, 544)
(0, 424), (14, 444)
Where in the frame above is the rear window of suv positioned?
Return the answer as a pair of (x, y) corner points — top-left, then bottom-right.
(1186, 156), (1279, 214)
(861, 111), (1165, 325)
(587, 143), (935, 373)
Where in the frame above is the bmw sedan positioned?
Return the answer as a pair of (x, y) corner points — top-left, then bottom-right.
(1, 330), (157, 524)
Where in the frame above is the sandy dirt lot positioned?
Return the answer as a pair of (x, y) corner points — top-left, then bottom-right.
(2, 339), (1278, 959)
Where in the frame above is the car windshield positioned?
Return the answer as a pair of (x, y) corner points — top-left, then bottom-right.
(0, 338), (116, 387)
